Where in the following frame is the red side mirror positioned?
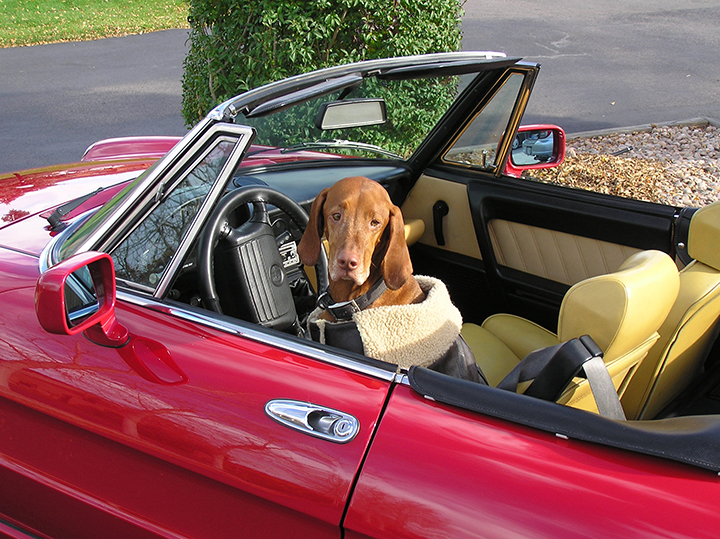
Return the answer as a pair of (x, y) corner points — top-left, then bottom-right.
(504, 124), (566, 178)
(35, 252), (129, 347)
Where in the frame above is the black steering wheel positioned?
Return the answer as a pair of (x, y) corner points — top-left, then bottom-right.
(197, 186), (328, 332)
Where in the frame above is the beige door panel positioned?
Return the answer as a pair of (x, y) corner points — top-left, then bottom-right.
(401, 174), (482, 260)
(488, 219), (642, 286)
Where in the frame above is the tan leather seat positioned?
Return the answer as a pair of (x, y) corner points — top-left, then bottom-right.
(621, 202), (720, 419)
(461, 250), (680, 413)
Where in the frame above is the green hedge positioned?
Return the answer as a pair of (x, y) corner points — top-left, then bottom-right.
(181, 0), (464, 125)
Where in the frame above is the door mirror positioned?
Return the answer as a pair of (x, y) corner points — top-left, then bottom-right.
(504, 124), (566, 178)
(315, 99), (387, 130)
(35, 252), (129, 347)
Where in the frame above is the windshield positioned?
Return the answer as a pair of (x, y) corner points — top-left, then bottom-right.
(53, 54), (508, 263)
(239, 74), (473, 161)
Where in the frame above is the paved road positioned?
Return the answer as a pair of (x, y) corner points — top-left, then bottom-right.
(0, 30), (190, 175)
(1, 1), (718, 174)
(462, 0), (720, 133)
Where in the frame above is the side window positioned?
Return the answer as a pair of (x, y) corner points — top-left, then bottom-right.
(112, 139), (236, 289)
(443, 73), (525, 169)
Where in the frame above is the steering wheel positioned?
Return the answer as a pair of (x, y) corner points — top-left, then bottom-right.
(197, 186), (328, 332)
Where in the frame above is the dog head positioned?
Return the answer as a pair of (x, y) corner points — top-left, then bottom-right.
(297, 176), (413, 290)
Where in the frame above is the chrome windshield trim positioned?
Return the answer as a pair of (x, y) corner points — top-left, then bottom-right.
(39, 208), (98, 272)
(152, 127), (255, 299)
(71, 118), (214, 255)
(116, 290), (398, 383)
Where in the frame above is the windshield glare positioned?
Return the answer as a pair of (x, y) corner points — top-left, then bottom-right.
(240, 73), (474, 160)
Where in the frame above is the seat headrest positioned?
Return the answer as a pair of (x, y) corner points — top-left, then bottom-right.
(688, 201), (720, 271)
(558, 250), (680, 359)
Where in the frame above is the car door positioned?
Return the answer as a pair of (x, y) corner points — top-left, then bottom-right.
(0, 270), (393, 539)
(402, 64), (678, 331)
(0, 120), (394, 538)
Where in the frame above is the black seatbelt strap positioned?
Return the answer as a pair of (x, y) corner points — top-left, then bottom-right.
(497, 335), (626, 420)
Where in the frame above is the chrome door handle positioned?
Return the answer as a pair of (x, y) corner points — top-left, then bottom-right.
(265, 399), (359, 443)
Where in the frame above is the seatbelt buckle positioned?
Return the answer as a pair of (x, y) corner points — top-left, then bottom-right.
(579, 334), (603, 359)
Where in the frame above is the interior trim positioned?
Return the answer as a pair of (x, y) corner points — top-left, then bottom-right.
(489, 219), (642, 286)
(401, 174), (482, 260)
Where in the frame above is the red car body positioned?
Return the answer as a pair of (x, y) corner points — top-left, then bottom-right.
(1, 52), (719, 538)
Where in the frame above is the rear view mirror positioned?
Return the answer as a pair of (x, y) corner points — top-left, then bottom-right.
(315, 99), (387, 130)
(504, 124), (566, 178)
(35, 252), (129, 347)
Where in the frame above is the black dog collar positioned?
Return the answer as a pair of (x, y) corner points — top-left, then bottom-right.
(317, 279), (388, 321)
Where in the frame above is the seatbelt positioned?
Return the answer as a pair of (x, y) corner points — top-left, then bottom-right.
(582, 355), (626, 420)
(497, 335), (626, 420)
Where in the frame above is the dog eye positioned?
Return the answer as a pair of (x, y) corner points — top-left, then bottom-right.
(331, 213), (341, 221)
(370, 219), (380, 227)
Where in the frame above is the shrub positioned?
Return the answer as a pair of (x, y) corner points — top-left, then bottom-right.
(181, 0), (464, 126)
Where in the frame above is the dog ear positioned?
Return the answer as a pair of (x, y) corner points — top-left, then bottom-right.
(381, 205), (413, 290)
(297, 188), (328, 266)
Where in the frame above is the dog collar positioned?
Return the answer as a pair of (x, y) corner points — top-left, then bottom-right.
(318, 279), (388, 321)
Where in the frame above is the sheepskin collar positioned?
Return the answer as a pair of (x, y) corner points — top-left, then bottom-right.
(308, 276), (462, 369)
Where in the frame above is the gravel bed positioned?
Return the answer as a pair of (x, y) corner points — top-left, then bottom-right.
(530, 123), (720, 207)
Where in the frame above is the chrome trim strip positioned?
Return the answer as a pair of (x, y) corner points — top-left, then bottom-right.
(39, 208), (98, 272)
(116, 290), (397, 382)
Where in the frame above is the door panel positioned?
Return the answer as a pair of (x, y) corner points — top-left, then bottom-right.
(466, 176), (677, 327)
(401, 174), (482, 260)
(0, 396), (329, 539)
(401, 175), (495, 324)
(488, 218), (642, 286)
(0, 287), (390, 538)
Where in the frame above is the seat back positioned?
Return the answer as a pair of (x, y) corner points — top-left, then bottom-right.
(556, 250), (680, 412)
(622, 201), (720, 419)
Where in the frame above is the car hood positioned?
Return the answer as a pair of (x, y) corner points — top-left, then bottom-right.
(0, 160), (152, 256)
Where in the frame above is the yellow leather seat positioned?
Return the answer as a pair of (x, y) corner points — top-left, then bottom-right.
(461, 250), (680, 413)
(621, 201), (720, 419)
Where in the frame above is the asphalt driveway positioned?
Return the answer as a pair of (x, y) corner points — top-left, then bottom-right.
(1, 0), (718, 174)
(0, 30), (189, 175)
(462, 0), (720, 133)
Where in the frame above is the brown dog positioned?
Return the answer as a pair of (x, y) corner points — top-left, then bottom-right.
(298, 176), (481, 382)
(297, 176), (425, 317)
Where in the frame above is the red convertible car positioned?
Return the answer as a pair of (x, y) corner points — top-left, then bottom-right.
(1, 52), (720, 538)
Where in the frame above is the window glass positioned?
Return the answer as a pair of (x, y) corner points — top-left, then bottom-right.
(444, 73), (525, 169)
(111, 140), (235, 289)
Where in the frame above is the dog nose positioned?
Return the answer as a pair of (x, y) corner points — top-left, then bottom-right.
(337, 251), (359, 270)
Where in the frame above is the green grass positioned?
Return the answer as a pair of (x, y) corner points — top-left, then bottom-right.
(0, 0), (189, 48)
